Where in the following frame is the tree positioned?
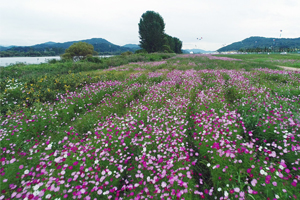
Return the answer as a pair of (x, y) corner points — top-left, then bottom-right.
(138, 11), (165, 53)
(163, 34), (182, 53)
(173, 37), (182, 54)
(61, 42), (94, 61)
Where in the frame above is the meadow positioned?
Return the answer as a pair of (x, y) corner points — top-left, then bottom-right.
(0, 53), (300, 200)
(214, 53), (300, 68)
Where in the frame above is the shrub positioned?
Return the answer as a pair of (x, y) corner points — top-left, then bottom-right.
(85, 57), (103, 63)
(121, 51), (133, 56)
(135, 49), (148, 54)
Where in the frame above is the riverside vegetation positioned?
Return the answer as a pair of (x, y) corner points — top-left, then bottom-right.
(0, 53), (300, 199)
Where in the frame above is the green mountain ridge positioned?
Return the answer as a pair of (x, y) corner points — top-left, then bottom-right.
(218, 36), (300, 52)
(0, 38), (138, 57)
(122, 44), (141, 49)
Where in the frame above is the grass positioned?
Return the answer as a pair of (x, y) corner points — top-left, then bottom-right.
(0, 53), (299, 199)
(215, 53), (300, 68)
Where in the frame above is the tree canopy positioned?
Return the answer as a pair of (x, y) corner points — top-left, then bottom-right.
(138, 11), (182, 54)
(61, 42), (95, 61)
(164, 34), (182, 54)
(138, 11), (166, 53)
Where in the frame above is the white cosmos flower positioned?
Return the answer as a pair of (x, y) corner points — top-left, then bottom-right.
(224, 191), (229, 197)
(103, 190), (109, 195)
(33, 190), (40, 196)
(33, 185), (39, 191)
(260, 169), (267, 176)
(279, 165), (284, 170)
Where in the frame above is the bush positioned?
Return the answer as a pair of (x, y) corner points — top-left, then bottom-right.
(47, 59), (58, 64)
(85, 57), (103, 63)
(135, 49), (148, 54)
(61, 42), (94, 61)
(121, 51), (133, 56)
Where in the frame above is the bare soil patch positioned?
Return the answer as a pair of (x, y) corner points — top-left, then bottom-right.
(277, 65), (300, 71)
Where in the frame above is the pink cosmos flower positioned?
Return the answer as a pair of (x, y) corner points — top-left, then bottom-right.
(251, 179), (257, 187)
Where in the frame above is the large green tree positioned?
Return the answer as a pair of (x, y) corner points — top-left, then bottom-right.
(61, 42), (95, 61)
(138, 11), (165, 53)
(163, 34), (182, 54)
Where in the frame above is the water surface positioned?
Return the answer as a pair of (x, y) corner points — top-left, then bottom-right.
(0, 55), (113, 67)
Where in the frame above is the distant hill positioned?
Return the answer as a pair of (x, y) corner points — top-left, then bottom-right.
(183, 49), (215, 54)
(122, 44), (141, 49)
(0, 38), (137, 57)
(0, 46), (16, 51)
(0, 46), (10, 51)
(217, 36), (300, 52)
(42, 42), (56, 45)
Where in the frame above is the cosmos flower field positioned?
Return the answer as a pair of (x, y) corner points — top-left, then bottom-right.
(1, 54), (300, 199)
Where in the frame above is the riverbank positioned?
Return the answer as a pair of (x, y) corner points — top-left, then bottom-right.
(0, 55), (114, 67)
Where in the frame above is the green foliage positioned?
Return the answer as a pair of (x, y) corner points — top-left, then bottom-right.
(135, 49), (148, 54)
(121, 51), (133, 56)
(164, 34), (183, 54)
(85, 56), (103, 63)
(138, 11), (182, 54)
(47, 58), (58, 64)
(0, 47), (64, 57)
(215, 53), (300, 68)
(61, 42), (94, 61)
(138, 11), (166, 53)
(0, 53), (175, 114)
(162, 44), (173, 53)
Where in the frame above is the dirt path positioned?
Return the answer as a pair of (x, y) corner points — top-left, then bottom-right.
(277, 66), (300, 71)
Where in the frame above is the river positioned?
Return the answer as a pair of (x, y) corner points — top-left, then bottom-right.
(0, 55), (113, 67)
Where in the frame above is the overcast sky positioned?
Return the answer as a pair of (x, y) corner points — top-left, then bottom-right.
(1, 0), (299, 51)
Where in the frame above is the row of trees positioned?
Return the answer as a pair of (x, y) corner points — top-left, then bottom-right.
(138, 11), (182, 53)
(0, 47), (64, 57)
